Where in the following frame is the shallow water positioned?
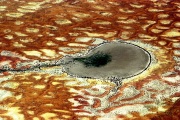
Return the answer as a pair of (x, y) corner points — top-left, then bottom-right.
(0, 0), (180, 120)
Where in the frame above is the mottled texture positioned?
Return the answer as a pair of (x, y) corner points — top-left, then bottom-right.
(0, 0), (179, 120)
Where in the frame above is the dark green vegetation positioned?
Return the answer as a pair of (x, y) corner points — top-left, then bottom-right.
(73, 52), (112, 67)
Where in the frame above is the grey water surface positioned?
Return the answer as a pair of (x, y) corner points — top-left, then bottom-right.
(0, 41), (151, 86)
(62, 41), (151, 84)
